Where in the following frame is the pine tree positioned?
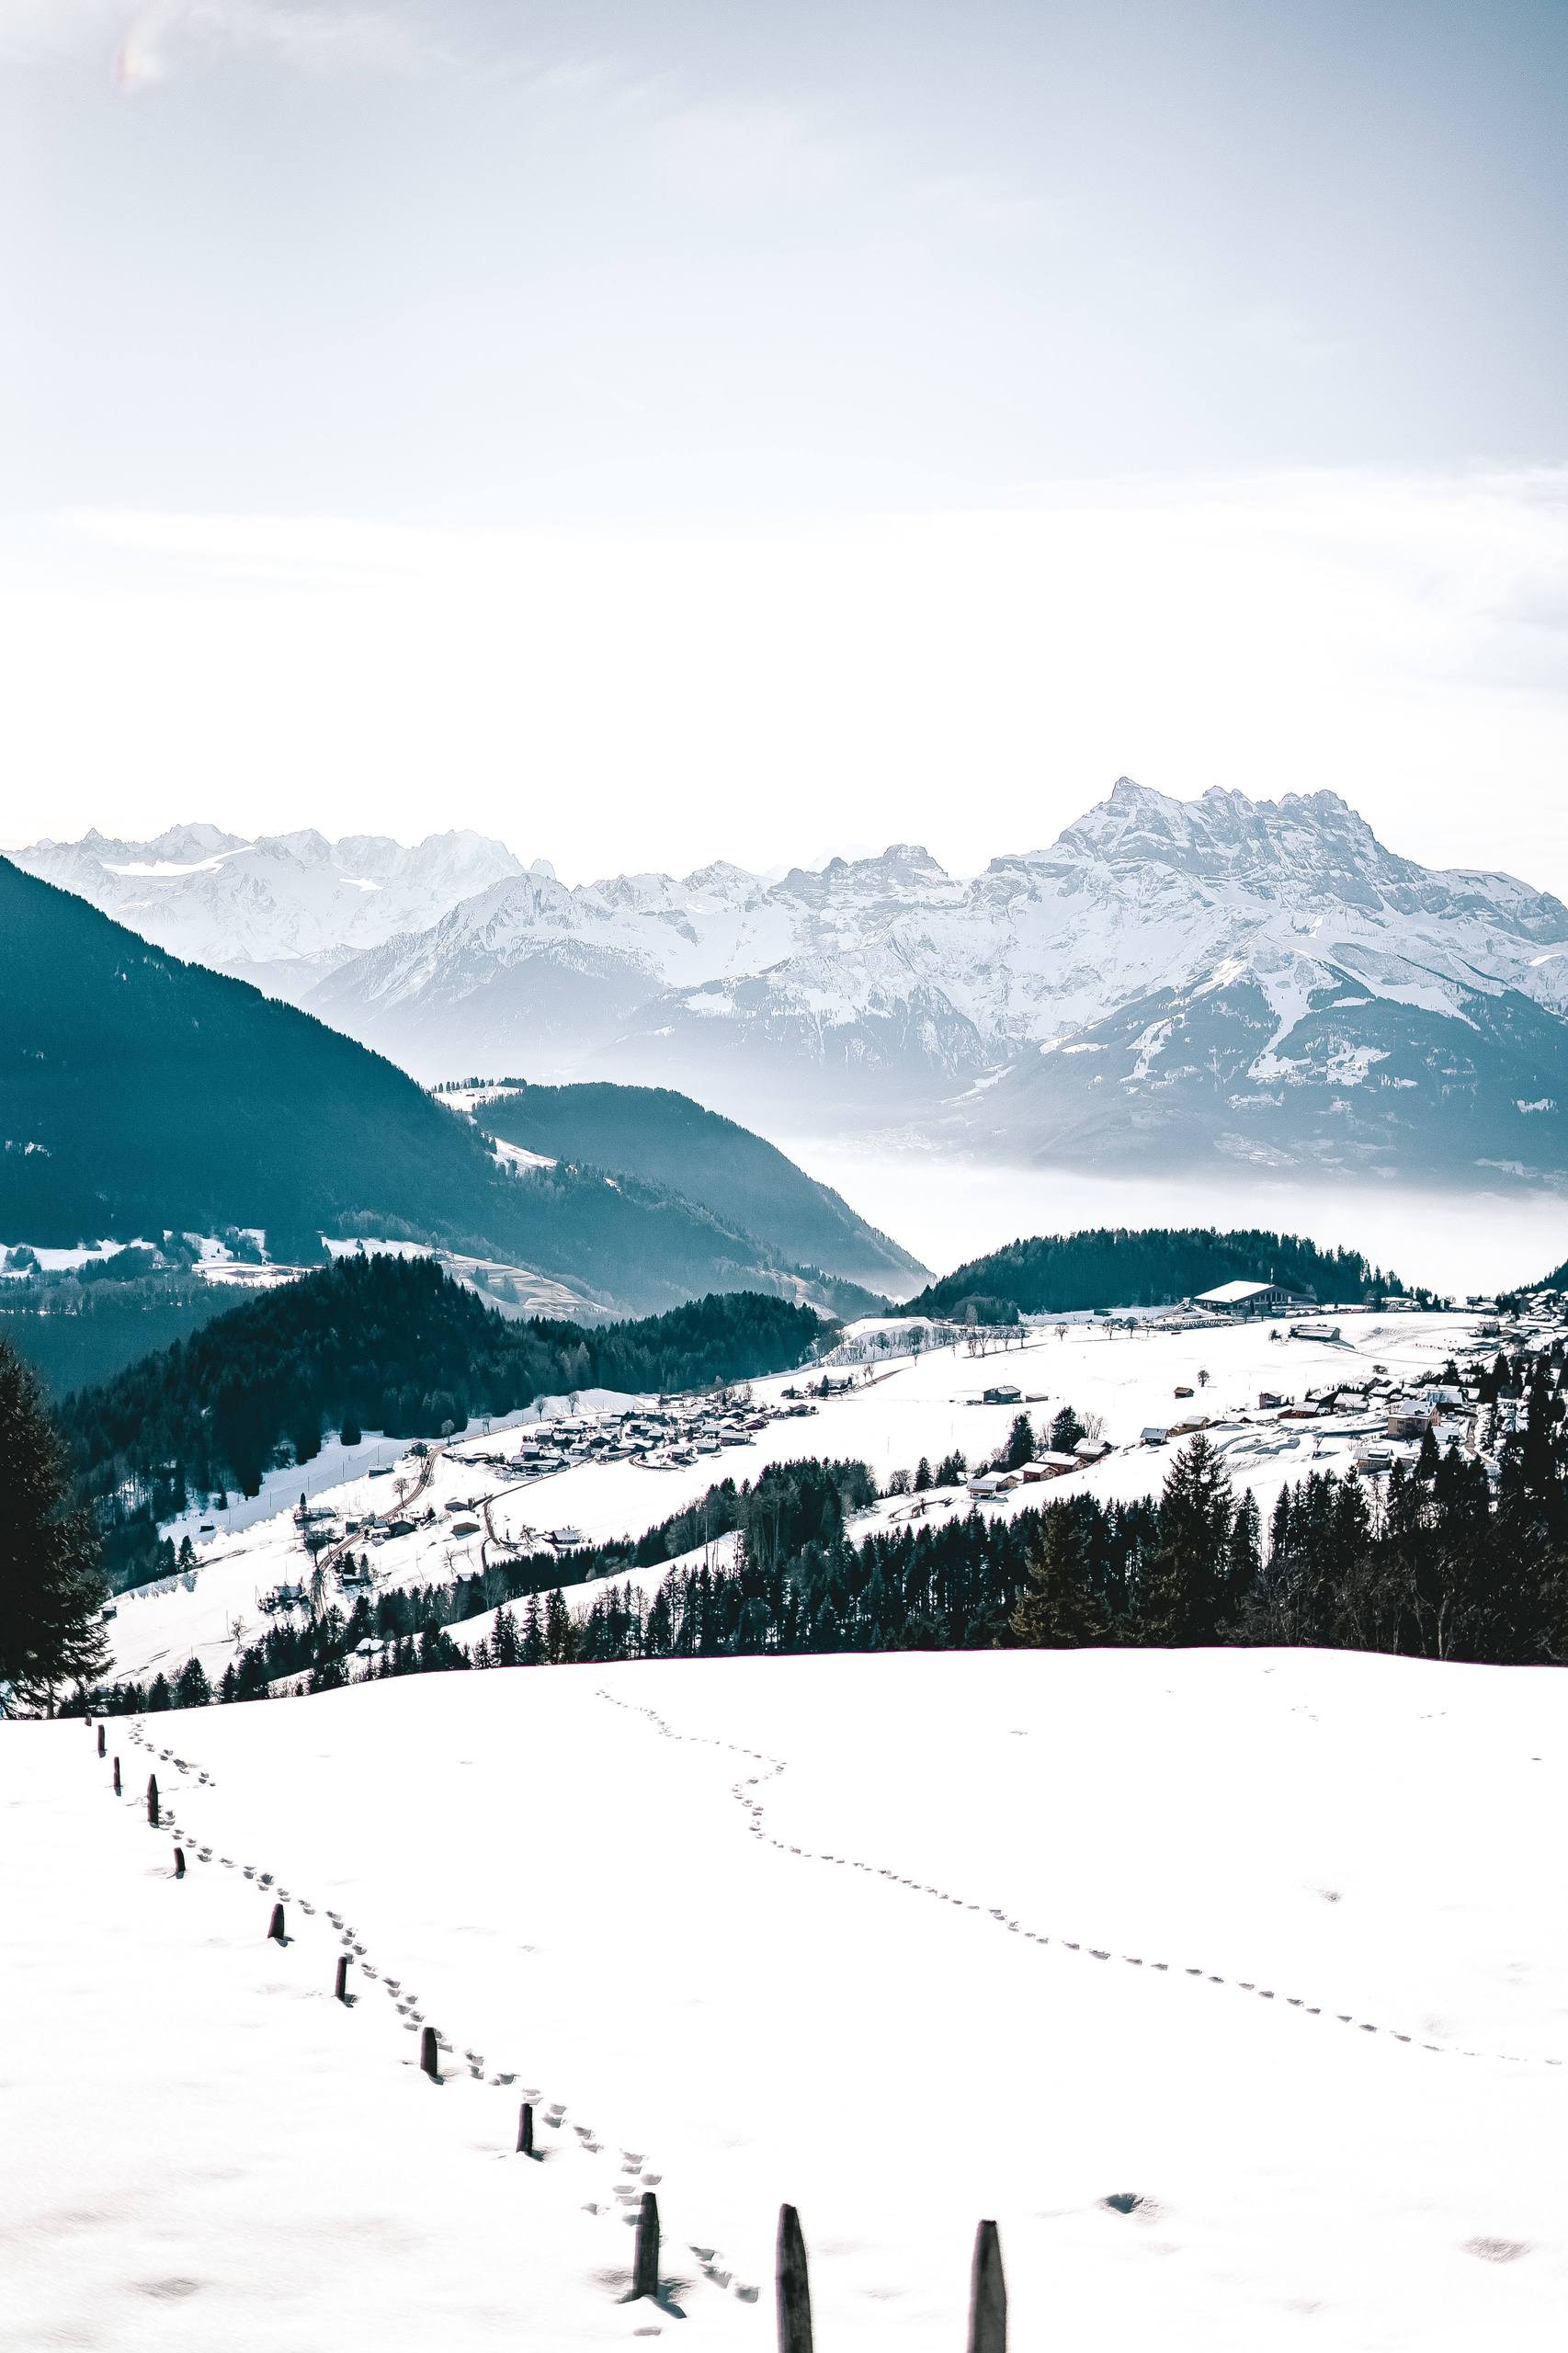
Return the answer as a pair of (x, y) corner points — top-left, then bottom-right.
(914, 1456), (933, 1492)
(544, 1588), (574, 1664)
(1224, 1489), (1262, 1616)
(1002, 1415), (1036, 1470)
(1048, 1404), (1085, 1453)
(492, 1603), (521, 1667)
(520, 1591), (545, 1665)
(174, 1655), (211, 1708)
(0, 1336), (107, 1712)
(1140, 1435), (1235, 1644)
(1012, 1496), (1110, 1646)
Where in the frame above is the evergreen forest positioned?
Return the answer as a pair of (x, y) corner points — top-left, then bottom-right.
(903, 1226), (1420, 1320)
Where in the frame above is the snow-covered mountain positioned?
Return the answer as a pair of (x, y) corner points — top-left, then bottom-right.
(28, 784), (1568, 1186)
(11, 823), (526, 997)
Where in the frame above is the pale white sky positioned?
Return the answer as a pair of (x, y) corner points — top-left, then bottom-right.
(4, 2), (1566, 884)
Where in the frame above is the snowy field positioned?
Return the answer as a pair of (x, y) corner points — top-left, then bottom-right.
(105, 1311), (1485, 1694)
(7, 1646), (1567, 2349)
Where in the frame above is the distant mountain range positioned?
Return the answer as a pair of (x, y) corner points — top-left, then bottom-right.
(0, 860), (914, 1317)
(13, 822), (528, 1003)
(20, 781), (1568, 1188)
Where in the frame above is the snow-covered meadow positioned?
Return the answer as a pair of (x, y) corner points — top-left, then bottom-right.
(8, 1645), (1567, 2348)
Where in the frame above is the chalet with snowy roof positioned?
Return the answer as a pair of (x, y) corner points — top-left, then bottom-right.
(1194, 1279), (1290, 1319)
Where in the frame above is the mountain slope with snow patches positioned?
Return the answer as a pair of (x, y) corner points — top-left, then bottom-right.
(27, 784), (1568, 1182)
(12, 823), (527, 999)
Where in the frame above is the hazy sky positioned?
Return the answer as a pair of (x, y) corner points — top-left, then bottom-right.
(4, 0), (1566, 881)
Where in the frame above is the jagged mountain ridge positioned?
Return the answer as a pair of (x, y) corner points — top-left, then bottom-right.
(25, 782), (1568, 1184)
(12, 824), (529, 1000)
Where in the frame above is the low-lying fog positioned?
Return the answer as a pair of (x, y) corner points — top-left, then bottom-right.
(779, 1135), (1567, 1300)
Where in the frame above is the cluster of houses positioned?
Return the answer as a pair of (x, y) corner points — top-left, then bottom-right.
(463, 1391), (797, 1483)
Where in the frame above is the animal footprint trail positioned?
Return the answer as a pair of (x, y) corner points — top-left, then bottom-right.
(596, 1685), (1564, 2075)
(89, 1712), (763, 2313)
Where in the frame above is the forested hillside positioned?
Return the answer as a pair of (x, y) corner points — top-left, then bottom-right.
(469, 1081), (923, 1288)
(0, 859), (867, 1314)
(903, 1227), (1416, 1319)
(60, 1254), (828, 1588)
(0, 1272), (233, 1396)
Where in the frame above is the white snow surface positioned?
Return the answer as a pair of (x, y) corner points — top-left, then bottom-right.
(10, 1645), (1567, 2347)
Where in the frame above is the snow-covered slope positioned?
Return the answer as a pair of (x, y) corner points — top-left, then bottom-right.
(14, 1644), (1566, 2347)
(12, 824), (526, 997)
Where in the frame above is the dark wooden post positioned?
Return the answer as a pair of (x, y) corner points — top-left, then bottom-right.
(631, 2190), (660, 2301)
(112, 1756), (121, 1795)
(174, 1847), (186, 1878)
(335, 1955), (349, 2002)
(147, 1774), (160, 1827)
(968, 2220), (1006, 2353)
(267, 1901), (286, 1942)
(420, 2025), (439, 2079)
(97, 1724), (106, 1756)
(516, 2101), (534, 2155)
(777, 2203), (812, 2353)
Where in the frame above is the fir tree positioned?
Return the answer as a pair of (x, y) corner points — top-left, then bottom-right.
(1140, 1435), (1235, 1644)
(174, 1655), (210, 1708)
(0, 1337), (107, 1711)
(492, 1603), (522, 1667)
(1048, 1404), (1085, 1453)
(1002, 1415), (1036, 1470)
(1012, 1495), (1111, 1646)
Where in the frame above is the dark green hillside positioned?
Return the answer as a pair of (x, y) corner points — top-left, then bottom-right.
(468, 1080), (923, 1287)
(903, 1226), (1416, 1319)
(0, 859), (850, 1314)
(0, 1274), (235, 1395)
(61, 1252), (828, 1588)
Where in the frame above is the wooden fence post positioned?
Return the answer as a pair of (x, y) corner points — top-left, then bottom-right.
(174, 1847), (186, 1878)
(967, 2220), (1006, 2353)
(267, 1901), (286, 1943)
(631, 2190), (660, 2301)
(516, 2101), (534, 2155)
(777, 2203), (813, 2353)
(112, 1757), (120, 1795)
(335, 1955), (349, 2002)
(420, 2026), (439, 2080)
(97, 1724), (106, 1757)
(147, 1774), (159, 1827)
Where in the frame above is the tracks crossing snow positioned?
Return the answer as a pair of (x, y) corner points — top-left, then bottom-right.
(595, 1685), (1564, 2075)
(101, 1717), (761, 2314)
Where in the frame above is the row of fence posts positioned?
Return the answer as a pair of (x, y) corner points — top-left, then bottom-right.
(93, 1716), (1009, 2347)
